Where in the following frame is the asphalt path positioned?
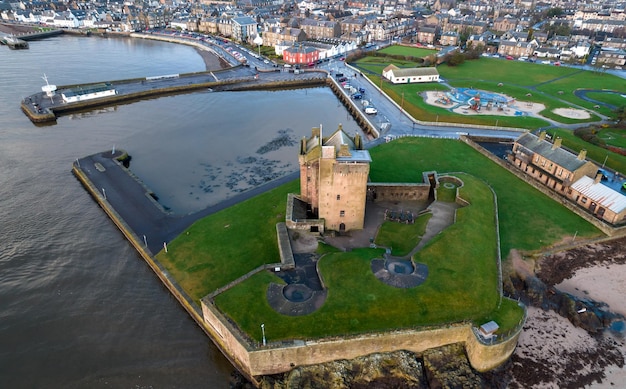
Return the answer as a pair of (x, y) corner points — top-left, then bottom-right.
(76, 151), (298, 254)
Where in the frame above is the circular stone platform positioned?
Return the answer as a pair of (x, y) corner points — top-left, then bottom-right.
(283, 284), (313, 302)
(371, 258), (429, 288)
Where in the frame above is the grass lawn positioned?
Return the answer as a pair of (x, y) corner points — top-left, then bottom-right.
(368, 138), (602, 254)
(534, 72), (626, 119)
(585, 92), (626, 109)
(375, 213), (432, 256)
(157, 138), (602, 305)
(353, 54), (623, 126)
(378, 45), (438, 58)
(597, 127), (626, 149)
(155, 180), (299, 302)
(215, 173), (524, 342)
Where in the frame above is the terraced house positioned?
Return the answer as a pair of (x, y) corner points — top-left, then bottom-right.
(509, 132), (626, 226)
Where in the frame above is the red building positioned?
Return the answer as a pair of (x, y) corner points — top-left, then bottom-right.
(283, 45), (319, 65)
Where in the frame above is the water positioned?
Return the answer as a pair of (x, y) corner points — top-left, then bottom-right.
(0, 35), (358, 387)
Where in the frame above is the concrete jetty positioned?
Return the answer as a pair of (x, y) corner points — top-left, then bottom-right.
(21, 68), (327, 123)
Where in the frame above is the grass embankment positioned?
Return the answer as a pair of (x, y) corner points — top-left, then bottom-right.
(157, 138), (601, 342)
(353, 49), (625, 127)
(375, 213), (432, 256)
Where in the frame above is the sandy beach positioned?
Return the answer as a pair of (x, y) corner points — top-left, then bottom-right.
(194, 46), (230, 71)
(505, 239), (626, 388)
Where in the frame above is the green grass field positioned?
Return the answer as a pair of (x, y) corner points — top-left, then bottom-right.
(375, 213), (432, 256)
(215, 173), (524, 341)
(156, 137), (601, 342)
(378, 45), (438, 58)
(352, 47), (624, 127)
(597, 128), (626, 148)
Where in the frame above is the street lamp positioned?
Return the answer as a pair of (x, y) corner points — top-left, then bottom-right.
(401, 92), (404, 111)
(261, 323), (266, 346)
(253, 35), (263, 58)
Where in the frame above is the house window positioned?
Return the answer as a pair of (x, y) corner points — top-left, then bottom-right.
(337, 194), (341, 200)
(340, 210), (345, 217)
(558, 168), (563, 176)
(581, 197), (587, 204)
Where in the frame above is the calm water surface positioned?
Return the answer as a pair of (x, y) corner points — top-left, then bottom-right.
(0, 35), (357, 388)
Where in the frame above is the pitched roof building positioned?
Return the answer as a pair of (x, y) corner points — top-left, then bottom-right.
(382, 65), (439, 84)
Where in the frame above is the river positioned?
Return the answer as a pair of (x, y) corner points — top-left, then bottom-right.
(0, 34), (359, 388)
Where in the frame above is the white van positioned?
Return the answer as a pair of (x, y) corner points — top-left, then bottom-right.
(365, 107), (378, 115)
(283, 64), (292, 68)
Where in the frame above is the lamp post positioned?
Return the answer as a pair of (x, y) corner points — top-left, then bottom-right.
(253, 35), (263, 59)
(261, 323), (266, 346)
(401, 92), (404, 111)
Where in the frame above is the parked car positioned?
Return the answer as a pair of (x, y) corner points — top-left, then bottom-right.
(365, 107), (377, 115)
(506, 55), (513, 60)
(352, 93), (363, 100)
(337, 77), (347, 82)
(359, 87), (366, 94)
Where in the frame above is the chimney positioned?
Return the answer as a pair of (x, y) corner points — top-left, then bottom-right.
(311, 127), (320, 138)
(538, 131), (546, 141)
(338, 144), (352, 157)
(552, 137), (562, 150)
(595, 173), (603, 184)
(577, 149), (587, 160)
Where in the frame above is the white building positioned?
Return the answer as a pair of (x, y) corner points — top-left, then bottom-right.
(382, 65), (439, 84)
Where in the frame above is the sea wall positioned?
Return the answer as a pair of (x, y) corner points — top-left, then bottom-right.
(200, 297), (521, 379)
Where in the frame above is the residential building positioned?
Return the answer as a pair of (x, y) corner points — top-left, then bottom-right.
(232, 16), (257, 43)
(508, 132), (598, 196)
(567, 176), (626, 225)
(283, 44), (319, 64)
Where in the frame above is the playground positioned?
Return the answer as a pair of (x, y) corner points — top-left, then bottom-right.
(423, 88), (592, 120)
(424, 89), (546, 118)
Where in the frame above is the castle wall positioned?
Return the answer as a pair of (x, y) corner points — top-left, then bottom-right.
(368, 183), (431, 202)
(200, 296), (522, 378)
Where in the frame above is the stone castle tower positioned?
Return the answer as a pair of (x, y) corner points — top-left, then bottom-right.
(298, 125), (371, 232)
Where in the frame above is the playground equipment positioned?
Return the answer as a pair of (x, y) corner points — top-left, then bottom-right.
(468, 93), (481, 111)
(435, 94), (452, 105)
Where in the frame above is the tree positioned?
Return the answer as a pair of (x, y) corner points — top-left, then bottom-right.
(546, 7), (564, 18)
(527, 27), (534, 42)
(447, 52), (465, 66)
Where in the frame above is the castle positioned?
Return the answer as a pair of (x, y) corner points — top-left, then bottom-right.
(297, 125), (371, 232)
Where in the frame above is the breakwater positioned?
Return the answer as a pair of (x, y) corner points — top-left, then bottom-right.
(21, 72), (327, 123)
